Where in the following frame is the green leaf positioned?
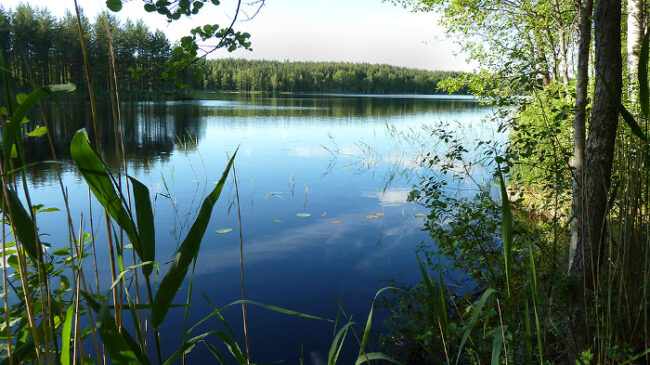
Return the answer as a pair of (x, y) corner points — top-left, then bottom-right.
(491, 329), (504, 365)
(81, 292), (148, 364)
(222, 299), (333, 322)
(456, 288), (495, 364)
(70, 129), (141, 263)
(602, 76), (648, 142)
(296, 213), (310, 217)
(144, 3), (156, 12)
(3, 84), (75, 170)
(355, 352), (402, 365)
(3, 189), (40, 261)
(357, 287), (399, 358)
(61, 304), (75, 365)
(128, 177), (155, 277)
(106, 0), (123, 12)
(215, 228), (232, 234)
(328, 321), (352, 365)
(163, 331), (220, 365)
(152, 149), (237, 328)
(26, 125), (47, 137)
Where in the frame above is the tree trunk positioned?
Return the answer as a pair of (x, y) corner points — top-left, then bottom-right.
(627, 0), (644, 101)
(569, 0), (622, 355)
(569, 0), (592, 274)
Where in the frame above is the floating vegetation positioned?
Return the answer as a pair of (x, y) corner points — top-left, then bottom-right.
(215, 228), (233, 234)
(296, 213), (311, 217)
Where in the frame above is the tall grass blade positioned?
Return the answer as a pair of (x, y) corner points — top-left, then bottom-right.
(602, 77), (648, 142)
(490, 329), (503, 365)
(151, 149), (237, 328)
(203, 341), (227, 365)
(81, 292), (150, 365)
(496, 167), (513, 297)
(456, 288), (496, 364)
(129, 177), (155, 277)
(354, 352), (402, 365)
(415, 252), (448, 336)
(357, 286), (399, 358)
(639, 32), (649, 118)
(60, 304), (75, 365)
(528, 246), (543, 365)
(328, 321), (352, 365)
(162, 331), (221, 365)
(524, 297), (533, 364)
(223, 299), (333, 322)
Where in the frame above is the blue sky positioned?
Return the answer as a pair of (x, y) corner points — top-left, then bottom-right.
(3, 0), (472, 71)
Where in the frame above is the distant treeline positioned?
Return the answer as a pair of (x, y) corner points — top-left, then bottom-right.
(0, 4), (467, 96)
(195, 59), (467, 94)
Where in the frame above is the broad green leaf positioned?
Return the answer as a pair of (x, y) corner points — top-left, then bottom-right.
(128, 177), (155, 277)
(215, 228), (232, 234)
(296, 213), (310, 217)
(152, 149), (237, 328)
(81, 292), (149, 365)
(3, 84), (75, 170)
(70, 130), (141, 261)
(61, 304), (75, 365)
(3, 189), (40, 261)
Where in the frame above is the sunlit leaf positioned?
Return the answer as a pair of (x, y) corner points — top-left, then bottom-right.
(296, 213), (311, 217)
(215, 228), (232, 234)
(414, 213), (426, 217)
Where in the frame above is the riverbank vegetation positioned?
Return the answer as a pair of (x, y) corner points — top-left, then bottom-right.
(380, 0), (650, 363)
(0, 1), (403, 364)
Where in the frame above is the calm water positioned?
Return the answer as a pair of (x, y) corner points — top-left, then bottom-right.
(22, 94), (493, 363)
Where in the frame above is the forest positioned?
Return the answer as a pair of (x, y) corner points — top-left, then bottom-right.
(1, 0), (650, 364)
(0, 4), (463, 96)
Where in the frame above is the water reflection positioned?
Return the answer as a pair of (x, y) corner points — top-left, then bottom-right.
(19, 94), (493, 362)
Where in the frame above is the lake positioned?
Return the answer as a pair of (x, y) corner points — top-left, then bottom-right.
(21, 93), (493, 363)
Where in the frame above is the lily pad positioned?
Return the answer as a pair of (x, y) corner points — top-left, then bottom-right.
(296, 213), (311, 217)
(215, 228), (233, 234)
